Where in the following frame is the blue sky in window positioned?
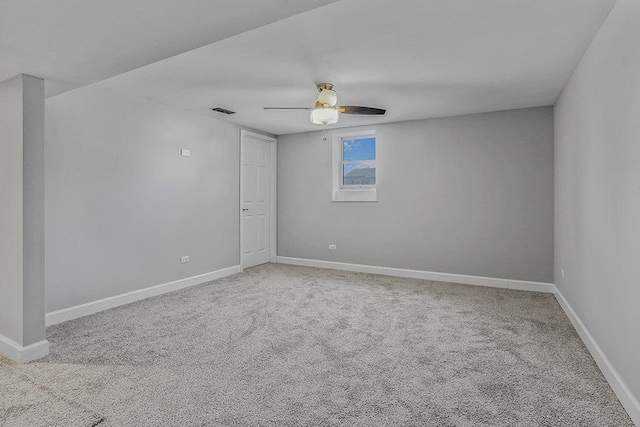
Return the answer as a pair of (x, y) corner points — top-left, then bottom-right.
(343, 137), (375, 161)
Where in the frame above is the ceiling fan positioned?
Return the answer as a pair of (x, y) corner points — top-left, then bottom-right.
(264, 83), (386, 125)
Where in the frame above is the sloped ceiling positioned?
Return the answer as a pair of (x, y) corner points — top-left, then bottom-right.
(1, 0), (616, 134)
(0, 0), (338, 97)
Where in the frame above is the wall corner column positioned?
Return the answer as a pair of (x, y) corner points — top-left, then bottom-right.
(0, 74), (48, 363)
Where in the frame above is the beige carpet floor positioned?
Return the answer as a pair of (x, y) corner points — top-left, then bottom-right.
(1, 263), (634, 426)
(0, 355), (104, 426)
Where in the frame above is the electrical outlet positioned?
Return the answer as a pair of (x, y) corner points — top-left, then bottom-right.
(180, 256), (190, 264)
(329, 244), (337, 250)
(181, 149), (190, 157)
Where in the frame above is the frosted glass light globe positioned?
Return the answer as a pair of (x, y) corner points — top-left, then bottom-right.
(317, 89), (338, 107)
(310, 107), (339, 125)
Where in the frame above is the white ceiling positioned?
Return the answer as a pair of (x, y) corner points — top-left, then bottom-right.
(98, 0), (617, 135)
(1, 0), (616, 135)
(0, 0), (338, 97)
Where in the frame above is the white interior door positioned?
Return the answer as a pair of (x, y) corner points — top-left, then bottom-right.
(241, 134), (272, 268)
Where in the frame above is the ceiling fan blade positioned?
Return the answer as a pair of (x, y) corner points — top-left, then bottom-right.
(263, 107), (311, 110)
(339, 106), (386, 115)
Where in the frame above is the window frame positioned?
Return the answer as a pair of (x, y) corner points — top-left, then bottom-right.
(331, 130), (377, 203)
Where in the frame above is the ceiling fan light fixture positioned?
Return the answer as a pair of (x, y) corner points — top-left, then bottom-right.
(264, 83), (385, 125)
(310, 107), (339, 125)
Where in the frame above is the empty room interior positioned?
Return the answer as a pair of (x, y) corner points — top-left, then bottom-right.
(1, 0), (639, 425)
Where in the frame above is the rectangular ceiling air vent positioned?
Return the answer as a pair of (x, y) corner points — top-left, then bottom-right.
(211, 107), (236, 115)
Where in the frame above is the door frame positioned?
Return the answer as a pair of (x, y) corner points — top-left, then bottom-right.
(239, 130), (277, 270)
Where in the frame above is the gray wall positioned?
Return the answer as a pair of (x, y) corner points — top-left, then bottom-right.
(45, 85), (241, 312)
(0, 74), (45, 347)
(278, 107), (554, 283)
(555, 0), (640, 407)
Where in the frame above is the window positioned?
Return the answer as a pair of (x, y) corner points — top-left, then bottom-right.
(341, 136), (376, 188)
(332, 130), (377, 202)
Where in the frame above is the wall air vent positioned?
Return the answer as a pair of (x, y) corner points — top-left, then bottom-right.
(211, 107), (236, 115)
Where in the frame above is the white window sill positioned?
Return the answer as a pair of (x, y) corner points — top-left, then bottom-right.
(332, 188), (377, 202)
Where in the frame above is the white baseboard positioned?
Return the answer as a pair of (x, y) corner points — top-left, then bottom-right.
(0, 334), (50, 364)
(46, 265), (241, 326)
(554, 290), (640, 426)
(276, 257), (556, 293)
